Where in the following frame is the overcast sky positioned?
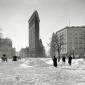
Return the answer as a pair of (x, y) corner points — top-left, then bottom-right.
(0, 0), (85, 52)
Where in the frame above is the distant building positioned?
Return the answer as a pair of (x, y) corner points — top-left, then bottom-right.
(0, 38), (16, 58)
(39, 39), (46, 57)
(19, 47), (29, 58)
(19, 48), (25, 58)
(56, 26), (85, 57)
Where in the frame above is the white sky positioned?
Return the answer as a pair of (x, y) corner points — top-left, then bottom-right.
(0, 0), (85, 52)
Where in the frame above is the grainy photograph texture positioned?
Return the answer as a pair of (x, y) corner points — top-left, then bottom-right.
(0, 0), (85, 85)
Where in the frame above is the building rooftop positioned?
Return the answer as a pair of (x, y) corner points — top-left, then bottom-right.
(28, 10), (40, 23)
(56, 26), (85, 33)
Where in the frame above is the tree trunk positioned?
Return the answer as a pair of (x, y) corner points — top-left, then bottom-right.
(58, 49), (60, 62)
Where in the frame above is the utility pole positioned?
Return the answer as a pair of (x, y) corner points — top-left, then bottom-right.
(69, 15), (71, 27)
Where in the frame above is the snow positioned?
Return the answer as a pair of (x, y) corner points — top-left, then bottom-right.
(40, 58), (53, 65)
(0, 58), (85, 85)
(20, 63), (32, 68)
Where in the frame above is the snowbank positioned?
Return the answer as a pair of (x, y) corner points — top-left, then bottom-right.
(40, 58), (53, 65)
(20, 59), (32, 68)
(20, 63), (32, 68)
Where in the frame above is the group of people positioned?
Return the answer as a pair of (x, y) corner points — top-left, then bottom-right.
(1, 54), (8, 62)
(1, 54), (21, 62)
(53, 55), (72, 67)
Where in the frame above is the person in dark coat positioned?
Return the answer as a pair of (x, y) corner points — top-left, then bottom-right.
(12, 56), (17, 61)
(62, 56), (66, 63)
(1, 54), (7, 62)
(68, 55), (72, 66)
(1, 56), (4, 62)
(53, 56), (57, 67)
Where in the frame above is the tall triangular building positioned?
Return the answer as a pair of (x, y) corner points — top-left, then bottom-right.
(28, 10), (40, 57)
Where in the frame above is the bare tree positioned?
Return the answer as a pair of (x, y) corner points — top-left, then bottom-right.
(49, 32), (64, 62)
(49, 33), (57, 58)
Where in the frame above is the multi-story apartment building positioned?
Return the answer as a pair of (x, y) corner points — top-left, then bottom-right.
(0, 38), (16, 58)
(56, 26), (85, 57)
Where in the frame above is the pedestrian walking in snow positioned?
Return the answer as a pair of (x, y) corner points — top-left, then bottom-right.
(53, 56), (57, 67)
(12, 56), (17, 61)
(1, 54), (7, 62)
(62, 56), (66, 63)
(1, 56), (4, 62)
(68, 55), (72, 66)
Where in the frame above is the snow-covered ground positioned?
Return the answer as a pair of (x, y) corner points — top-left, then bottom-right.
(0, 58), (85, 85)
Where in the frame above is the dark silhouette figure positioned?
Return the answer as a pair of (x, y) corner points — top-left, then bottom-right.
(12, 56), (17, 61)
(62, 56), (66, 63)
(1, 56), (4, 62)
(53, 56), (57, 67)
(68, 55), (72, 66)
(1, 54), (7, 62)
